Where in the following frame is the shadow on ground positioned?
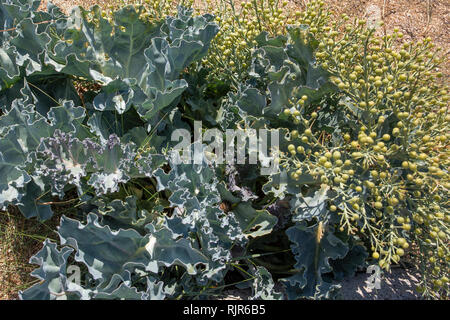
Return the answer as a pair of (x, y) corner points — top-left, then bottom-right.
(338, 267), (421, 300)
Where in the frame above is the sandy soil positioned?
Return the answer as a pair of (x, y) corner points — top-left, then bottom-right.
(324, 0), (449, 80)
(338, 267), (422, 300)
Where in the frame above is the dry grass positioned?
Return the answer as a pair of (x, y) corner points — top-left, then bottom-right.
(0, 207), (60, 299)
(1, 0), (448, 300)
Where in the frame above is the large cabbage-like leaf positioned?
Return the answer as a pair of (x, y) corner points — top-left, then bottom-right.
(58, 213), (208, 284)
(0, 128), (30, 206)
(94, 195), (156, 232)
(45, 5), (158, 81)
(45, 5), (218, 121)
(281, 223), (348, 299)
(290, 185), (333, 222)
(136, 8), (219, 120)
(251, 266), (283, 300)
(330, 242), (367, 281)
(17, 178), (53, 220)
(18, 239), (74, 300)
(231, 202), (277, 239)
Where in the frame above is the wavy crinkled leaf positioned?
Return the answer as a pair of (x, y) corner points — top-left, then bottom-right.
(228, 86), (267, 119)
(19, 239), (74, 300)
(290, 185), (332, 221)
(330, 243), (367, 281)
(34, 130), (95, 196)
(0, 128), (31, 207)
(91, 272), (166, 300)
(0, 1), (44, 83)
(58, 213), (208, 285)
(87, 135), (136, 194)
(144, 223), (209, 275)
(46, 100), (87, 135)
(0, 97), (87, 159)
(228, 25), (333, 126)
(154, 155), (220, 211)
(58, 213), (152, 283)
(17, 177), (53, 220)
(44, 5), (218, 122)
(10, 17), (51, 75)
(231, 203), (277, 239)
(46, 5), (159, 81)
(164, 6), (217, 55)
(136, 7), (218, 119)
(0, 97), (51, 146)
(137, 31), (218, 118)
(164, 206), (239, 283)
(0, 92), (87, 209)
(281, 223), (348, 299)
(35, 131), (137, 196)
(93, 79), (146, 114)
(251, 266), (284, 300)
(95, 195), (155, 232)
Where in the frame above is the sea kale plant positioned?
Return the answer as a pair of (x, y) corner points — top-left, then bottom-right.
(0, 0), (448, 299)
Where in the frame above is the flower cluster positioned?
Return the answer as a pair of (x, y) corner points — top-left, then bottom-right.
(282, 18), (448, 298)
(201, 0), (329, 83)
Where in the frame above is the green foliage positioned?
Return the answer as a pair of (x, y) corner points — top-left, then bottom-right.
(1, 0), (448, 300)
